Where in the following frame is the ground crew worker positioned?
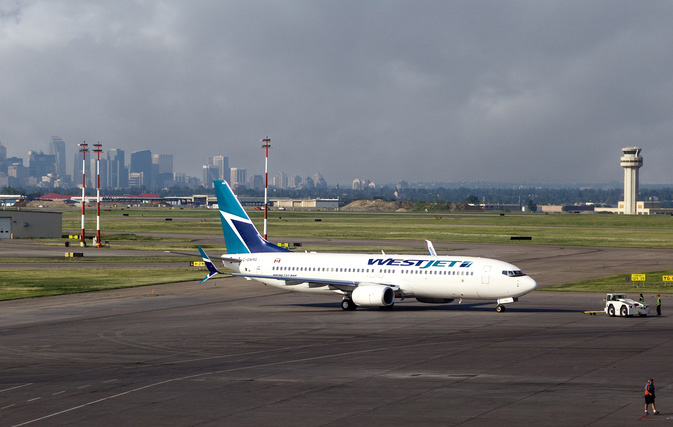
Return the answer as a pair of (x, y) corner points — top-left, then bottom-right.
(640, 293), (644, 303)
(644, 378), (659, 415)
(657, 294), (661, 316)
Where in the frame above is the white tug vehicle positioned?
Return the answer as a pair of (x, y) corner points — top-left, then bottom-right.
(604, 293), (649, 317)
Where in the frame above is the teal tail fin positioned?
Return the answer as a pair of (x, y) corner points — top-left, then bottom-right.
(214, 180), (290, 254)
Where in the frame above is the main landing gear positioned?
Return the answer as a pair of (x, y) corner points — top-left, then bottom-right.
(496, 304), (506, 313)
(341, 298), (357, 311)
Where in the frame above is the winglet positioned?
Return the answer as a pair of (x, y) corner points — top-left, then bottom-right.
(425, 240), (437, 256)
(197, 246), (223, 283)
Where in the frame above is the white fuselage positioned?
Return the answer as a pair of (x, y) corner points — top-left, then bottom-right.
(223, 252), (537, 301)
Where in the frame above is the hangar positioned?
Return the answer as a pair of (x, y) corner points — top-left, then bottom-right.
(0, 210), (62, 239)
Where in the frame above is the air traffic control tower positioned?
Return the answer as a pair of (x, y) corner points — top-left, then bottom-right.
(620, 147), (643, 215)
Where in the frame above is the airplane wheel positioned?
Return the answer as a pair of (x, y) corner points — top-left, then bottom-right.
(620, 306), (628, 317)
(341, 299), (356, 311)
(496, 304), (506, 313)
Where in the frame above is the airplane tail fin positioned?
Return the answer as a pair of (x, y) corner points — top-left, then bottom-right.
(214, 180), (290, 254)
(198, 246), (222, 283)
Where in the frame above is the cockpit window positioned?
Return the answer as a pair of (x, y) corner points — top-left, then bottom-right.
(502, 270), (527, 277)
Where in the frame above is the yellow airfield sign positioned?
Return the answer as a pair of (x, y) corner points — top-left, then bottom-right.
(631, 274), (646, 282)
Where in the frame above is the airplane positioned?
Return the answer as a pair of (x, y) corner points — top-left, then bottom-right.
(191, 180), (537, 312)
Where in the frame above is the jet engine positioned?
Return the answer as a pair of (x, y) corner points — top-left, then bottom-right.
(352, 286), (395, 307)
(415, 297), (455, 304)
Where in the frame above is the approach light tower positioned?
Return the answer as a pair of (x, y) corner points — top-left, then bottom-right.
(620, 147), (643, 215)
(93, 142), (103, 247)
(78, 142), (89, 246)
(261, 137), (271, 240)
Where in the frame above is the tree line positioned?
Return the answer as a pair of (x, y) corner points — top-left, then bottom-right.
(5, 184), (673, 208)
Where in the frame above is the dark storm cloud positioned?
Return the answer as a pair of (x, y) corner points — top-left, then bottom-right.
(1, 0), (672, 185)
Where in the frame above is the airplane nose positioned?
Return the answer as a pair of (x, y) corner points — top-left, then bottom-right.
(524, 276), (537, 293)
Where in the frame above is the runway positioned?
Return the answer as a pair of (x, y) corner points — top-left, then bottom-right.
(2, 278), (672, 426)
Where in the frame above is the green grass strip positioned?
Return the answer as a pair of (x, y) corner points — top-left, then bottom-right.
(543, 270), (673, 293)
(0, 268), (206, 301)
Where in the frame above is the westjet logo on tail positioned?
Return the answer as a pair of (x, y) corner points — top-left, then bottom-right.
(367, 258), (473, 269)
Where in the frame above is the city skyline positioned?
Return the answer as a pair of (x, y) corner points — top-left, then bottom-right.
(0, 138), (337, 191)
(3, 137), (673, 192)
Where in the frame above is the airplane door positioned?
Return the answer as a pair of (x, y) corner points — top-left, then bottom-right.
(481, 265), (491, 284)
(0, 217), (10, 239)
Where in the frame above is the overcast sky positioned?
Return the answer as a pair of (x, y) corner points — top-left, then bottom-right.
(1, 1), (672, 186)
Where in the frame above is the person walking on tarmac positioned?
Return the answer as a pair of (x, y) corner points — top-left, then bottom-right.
(657, 294), (662, 316)
(644, 378), (659, 415)
(640, 293), (645, 303)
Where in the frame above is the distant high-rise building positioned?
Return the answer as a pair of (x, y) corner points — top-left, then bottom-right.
(128, 172), (144, 188)
(8, 163), (28, 185)
(152, 153), (174, 189)
(273, 171), (288, 189)
(202, 164), (218, 188)
(313, 173), (327, 188)
(130, 149), (152, 188)
(0, 141), (7, 175)
(153, 154), (173, 174)
(203, 155), (229, 186)
(250, 174), (264, 190)
(230, 168), (247, 188)
(174, 172), (186, 185)
(107, 148), (128, 189)
(50, 136), (66, 179)
(28, 150), (56, 179)
(211, 155), (229, 181)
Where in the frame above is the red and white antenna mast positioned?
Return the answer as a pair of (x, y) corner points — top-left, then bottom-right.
(261, 137), (271, 240)
(78, 142), (88, 246)
(93, 142), (103, 248)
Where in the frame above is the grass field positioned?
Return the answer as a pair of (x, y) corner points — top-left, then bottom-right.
(542, 270), (673, 293)
(0, 268), (206, 301)
(4, 206), (673, 300)
(61, 207), (673, 249)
